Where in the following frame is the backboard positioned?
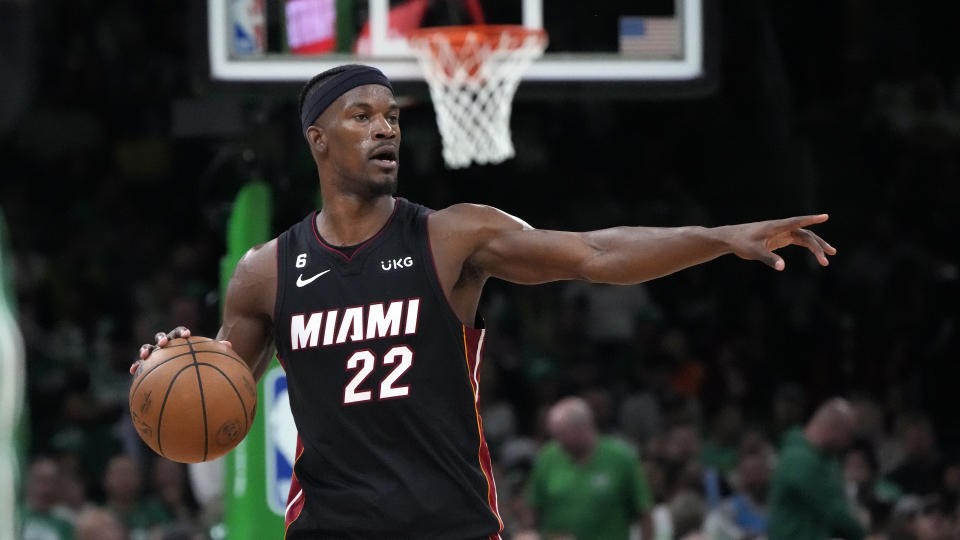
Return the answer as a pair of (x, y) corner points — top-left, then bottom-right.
(209, 0), (704, 82)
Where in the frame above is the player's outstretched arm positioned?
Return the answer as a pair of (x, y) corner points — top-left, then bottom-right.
(437, 205), (836, 285)
(131, 240), (277, 381)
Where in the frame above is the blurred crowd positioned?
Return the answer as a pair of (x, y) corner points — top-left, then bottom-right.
(3, 0), (958, 539)
(23, 453), (201, 540)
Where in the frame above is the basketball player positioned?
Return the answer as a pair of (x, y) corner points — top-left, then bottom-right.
(132, 65), (837, 539)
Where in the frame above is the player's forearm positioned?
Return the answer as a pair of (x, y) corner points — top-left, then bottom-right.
(216, 322), (274, 381)
(578, 225), (731, 284)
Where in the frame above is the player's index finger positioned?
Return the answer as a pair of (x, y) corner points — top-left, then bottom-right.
(777, 214), (828, 231)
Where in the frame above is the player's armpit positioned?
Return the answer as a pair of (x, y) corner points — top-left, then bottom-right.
(219, 239), (278, 381)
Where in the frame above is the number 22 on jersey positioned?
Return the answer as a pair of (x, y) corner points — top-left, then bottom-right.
(343, 345), (413, 404)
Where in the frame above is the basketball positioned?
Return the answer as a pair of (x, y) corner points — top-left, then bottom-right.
(128, 336), (257, 464)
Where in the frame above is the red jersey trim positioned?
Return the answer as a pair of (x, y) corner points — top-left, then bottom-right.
(461, 326), (504, 537)
(283, 435), (306, 538)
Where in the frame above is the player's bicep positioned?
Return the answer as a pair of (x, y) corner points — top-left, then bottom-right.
(473, 227), (597, 284)
(219, 243), (277, 380)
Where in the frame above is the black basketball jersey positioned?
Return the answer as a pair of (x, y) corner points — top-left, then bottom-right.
(273, 198), (502, 539)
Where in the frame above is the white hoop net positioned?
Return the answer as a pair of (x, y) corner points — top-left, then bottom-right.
(408, 26), (547, 168)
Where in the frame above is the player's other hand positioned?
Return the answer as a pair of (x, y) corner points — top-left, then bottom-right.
(130, 326), (233, 375)
(720, 214), (837, 271)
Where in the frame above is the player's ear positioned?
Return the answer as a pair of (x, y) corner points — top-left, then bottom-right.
(305, 126), (326, 153)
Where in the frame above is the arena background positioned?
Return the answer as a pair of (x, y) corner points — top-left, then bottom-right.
(1, 1), (959, 539)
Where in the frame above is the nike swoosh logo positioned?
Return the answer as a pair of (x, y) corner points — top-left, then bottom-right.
(296, 270), (330, 287)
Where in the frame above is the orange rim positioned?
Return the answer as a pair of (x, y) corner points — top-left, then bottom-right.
(407, 25), (547, 49)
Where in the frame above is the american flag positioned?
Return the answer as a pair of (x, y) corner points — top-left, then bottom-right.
(619, 16), (682, 59)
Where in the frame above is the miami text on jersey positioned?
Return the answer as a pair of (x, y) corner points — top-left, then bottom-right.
(290, 298), (421, 350)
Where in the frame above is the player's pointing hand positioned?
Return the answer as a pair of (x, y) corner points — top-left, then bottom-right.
(720, 214), (837, 271)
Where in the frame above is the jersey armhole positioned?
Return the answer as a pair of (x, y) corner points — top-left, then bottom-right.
(423, 210), (482, 332)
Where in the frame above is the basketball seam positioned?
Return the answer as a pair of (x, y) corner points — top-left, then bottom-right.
(197, 362), (251, 437)
(156, 364), (199, 458)
(188, 338), (210, 461)
(131, 349), (204, 398)
(130, 339), (233, 398)
(144, 339), (214, 350)
(193, 349), (248, 367)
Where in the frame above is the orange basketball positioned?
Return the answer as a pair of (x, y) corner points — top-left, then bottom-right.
(128, 336), (257, 463)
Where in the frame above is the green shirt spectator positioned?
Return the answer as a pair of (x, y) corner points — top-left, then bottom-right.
(23, 457), (74, 540)
(109, 497), (170, 540)
(103, 455), (171, 540)
(768, 399), (867, 540)
(526, 397), (653, 540)
(702, 440), (739, 474)
(22, 509), (74, 540)
(528, 438), (653, 540)
(702, 404), (743, 475)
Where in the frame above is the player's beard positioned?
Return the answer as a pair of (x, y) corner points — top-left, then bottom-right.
(330, 174), (397, 200)
(366, 175), (397, 197)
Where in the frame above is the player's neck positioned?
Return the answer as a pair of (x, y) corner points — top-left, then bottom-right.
(315, 194), (396, 247)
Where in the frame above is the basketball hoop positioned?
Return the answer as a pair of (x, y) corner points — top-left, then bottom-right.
(407, 25), (547, 168)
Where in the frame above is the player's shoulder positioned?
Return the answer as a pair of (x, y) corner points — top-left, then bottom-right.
(230, 239), (279, 292)
(237, 238), (279, 273)
(226, 238), (279, 315)
(430, 203), (533, 236)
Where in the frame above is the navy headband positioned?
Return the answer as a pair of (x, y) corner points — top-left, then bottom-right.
(300, 66), (394, 135)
